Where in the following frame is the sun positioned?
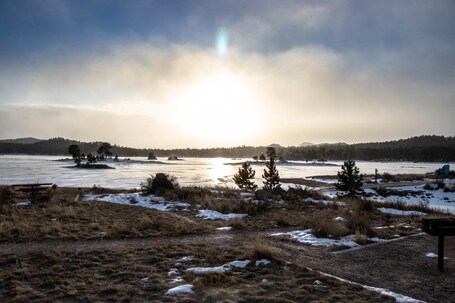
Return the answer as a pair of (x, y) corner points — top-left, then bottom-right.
(172, 69), (260, 145)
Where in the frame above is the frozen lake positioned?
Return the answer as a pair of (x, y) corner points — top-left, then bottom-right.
(0, 155), (451, 189)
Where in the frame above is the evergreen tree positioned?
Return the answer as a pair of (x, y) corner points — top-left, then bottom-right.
(262, 147), (280, 190)
(259, 153), (266, 161)
(233, 162), (258, 191)
(97, 142), (113, 158)
(68, 144), (81, 165)
(336, 160), (363, 197)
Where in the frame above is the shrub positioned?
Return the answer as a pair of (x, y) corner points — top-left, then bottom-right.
(141, 173), (179, 195)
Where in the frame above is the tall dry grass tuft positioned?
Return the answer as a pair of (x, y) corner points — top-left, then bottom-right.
(303, 212), (350, 239)
(345, 212), (375, 237)
(227, 217), (245, 229)
(245, 243), (283, 264)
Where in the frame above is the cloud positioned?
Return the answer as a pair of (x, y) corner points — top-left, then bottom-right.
(1, 41), (454, 147)
(0, 1), (454, 147)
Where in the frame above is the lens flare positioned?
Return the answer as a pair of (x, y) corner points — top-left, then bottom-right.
(216, 29), (228, 57)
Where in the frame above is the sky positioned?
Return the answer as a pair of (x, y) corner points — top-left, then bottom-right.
(0, 0), (454, 148)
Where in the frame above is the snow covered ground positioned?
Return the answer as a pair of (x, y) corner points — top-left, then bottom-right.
(323, 182), (455, 214)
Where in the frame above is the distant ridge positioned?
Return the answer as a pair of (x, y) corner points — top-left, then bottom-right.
(0, 135), (454, 162)
(0, 137), (43, 144)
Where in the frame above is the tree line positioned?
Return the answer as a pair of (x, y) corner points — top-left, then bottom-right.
(0, 135), (454, 162)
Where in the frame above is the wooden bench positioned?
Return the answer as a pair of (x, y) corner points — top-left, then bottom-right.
(422, 217), (455, 270)
(10, 183), (54, 204)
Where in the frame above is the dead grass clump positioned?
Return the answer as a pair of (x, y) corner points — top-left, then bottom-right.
(346, 198), (376, 214)
(355, 230), (369, 244)
(304, 213), (350, 239)
(245, 243), (283, 264)
(238, 199), (271, 216)
(188, 271), (233, 291)
(227, 217), (245, 229)
(346, 212), (375, 237)
(264, 210), (294, 227)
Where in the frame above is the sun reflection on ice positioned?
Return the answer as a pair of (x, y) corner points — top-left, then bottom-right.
(209, 158), (234, 185)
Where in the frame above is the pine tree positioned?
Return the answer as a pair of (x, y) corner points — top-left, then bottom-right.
(262, 147), (280, 190)
(233, 162), (258, 191)
(336, 160), (363, 197)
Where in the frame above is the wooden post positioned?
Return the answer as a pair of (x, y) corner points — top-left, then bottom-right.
(438, 235), (444, 271)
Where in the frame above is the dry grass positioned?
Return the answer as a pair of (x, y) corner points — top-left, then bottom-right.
(303, 212), (350, 239)
(0, 239), (404, 302)
(0, 197), (205, 242)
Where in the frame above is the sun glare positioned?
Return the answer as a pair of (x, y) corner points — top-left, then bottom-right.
(172, 70), (260, 145)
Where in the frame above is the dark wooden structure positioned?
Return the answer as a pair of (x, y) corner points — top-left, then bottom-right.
(422, 217), (455, 270)
(10, 183), (54, 204)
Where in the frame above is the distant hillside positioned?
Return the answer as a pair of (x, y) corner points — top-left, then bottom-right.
(0, 135), (454, 162)
(0, 137), (43, 144)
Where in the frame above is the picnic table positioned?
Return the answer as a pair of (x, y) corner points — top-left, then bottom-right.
(10, 183), (54, 204)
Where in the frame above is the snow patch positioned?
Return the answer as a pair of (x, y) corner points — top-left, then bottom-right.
(165, 284), (193, 295)
(426, 252), (448, 259)
(15, 201), (31, 206)
(378, 208), (427, 216)
(196, 209), (247, 220)
(84, 192), (189, 211)
(216, 226), (233, 231)
(176, 256), (193, 262)
(364, 285), (426, 303)
(271, 229), (359, 248)
(333, 216), (346, 222)
(255, 259), (271, 266)
(186, 260), (251, 273)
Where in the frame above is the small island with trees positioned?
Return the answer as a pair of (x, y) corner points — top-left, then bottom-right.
(68, 142), (115, 169)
